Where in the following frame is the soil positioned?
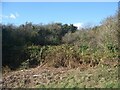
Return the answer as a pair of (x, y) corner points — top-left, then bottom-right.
(2, 66), (70, 88)
(2, 60), (118, 88)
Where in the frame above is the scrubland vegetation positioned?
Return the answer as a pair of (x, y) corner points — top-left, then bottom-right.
(2, 13), (119, 88)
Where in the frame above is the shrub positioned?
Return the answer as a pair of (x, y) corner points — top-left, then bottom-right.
(42, 44), (81, 68)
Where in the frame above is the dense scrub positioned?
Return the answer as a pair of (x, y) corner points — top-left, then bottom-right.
(2, 23), (77, 70)
(2, 14), (119, 70)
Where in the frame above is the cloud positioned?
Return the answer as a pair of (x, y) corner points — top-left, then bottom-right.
(1, 12), (19, 19)
(73, 23), (83, 30)
(10, 14), (16, 19)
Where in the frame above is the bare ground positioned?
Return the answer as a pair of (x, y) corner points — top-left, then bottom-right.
(2, 61), (118, 88)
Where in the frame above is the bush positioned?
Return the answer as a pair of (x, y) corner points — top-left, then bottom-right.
(42, 44), (81, 68)
(20, 46), (47, 69)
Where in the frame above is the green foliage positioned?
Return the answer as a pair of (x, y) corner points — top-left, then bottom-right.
(42, 44), (81, 68)
(2, 22), (77, 69)
(20, 46), (47, 69)
(2, 14), (119, 70)
(106, 43), (118, 53)
(21, 46), (41, 68)
(79, 44), (89, 54)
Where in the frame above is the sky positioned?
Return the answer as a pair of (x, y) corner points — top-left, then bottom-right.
(1, 2), (118, 28)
